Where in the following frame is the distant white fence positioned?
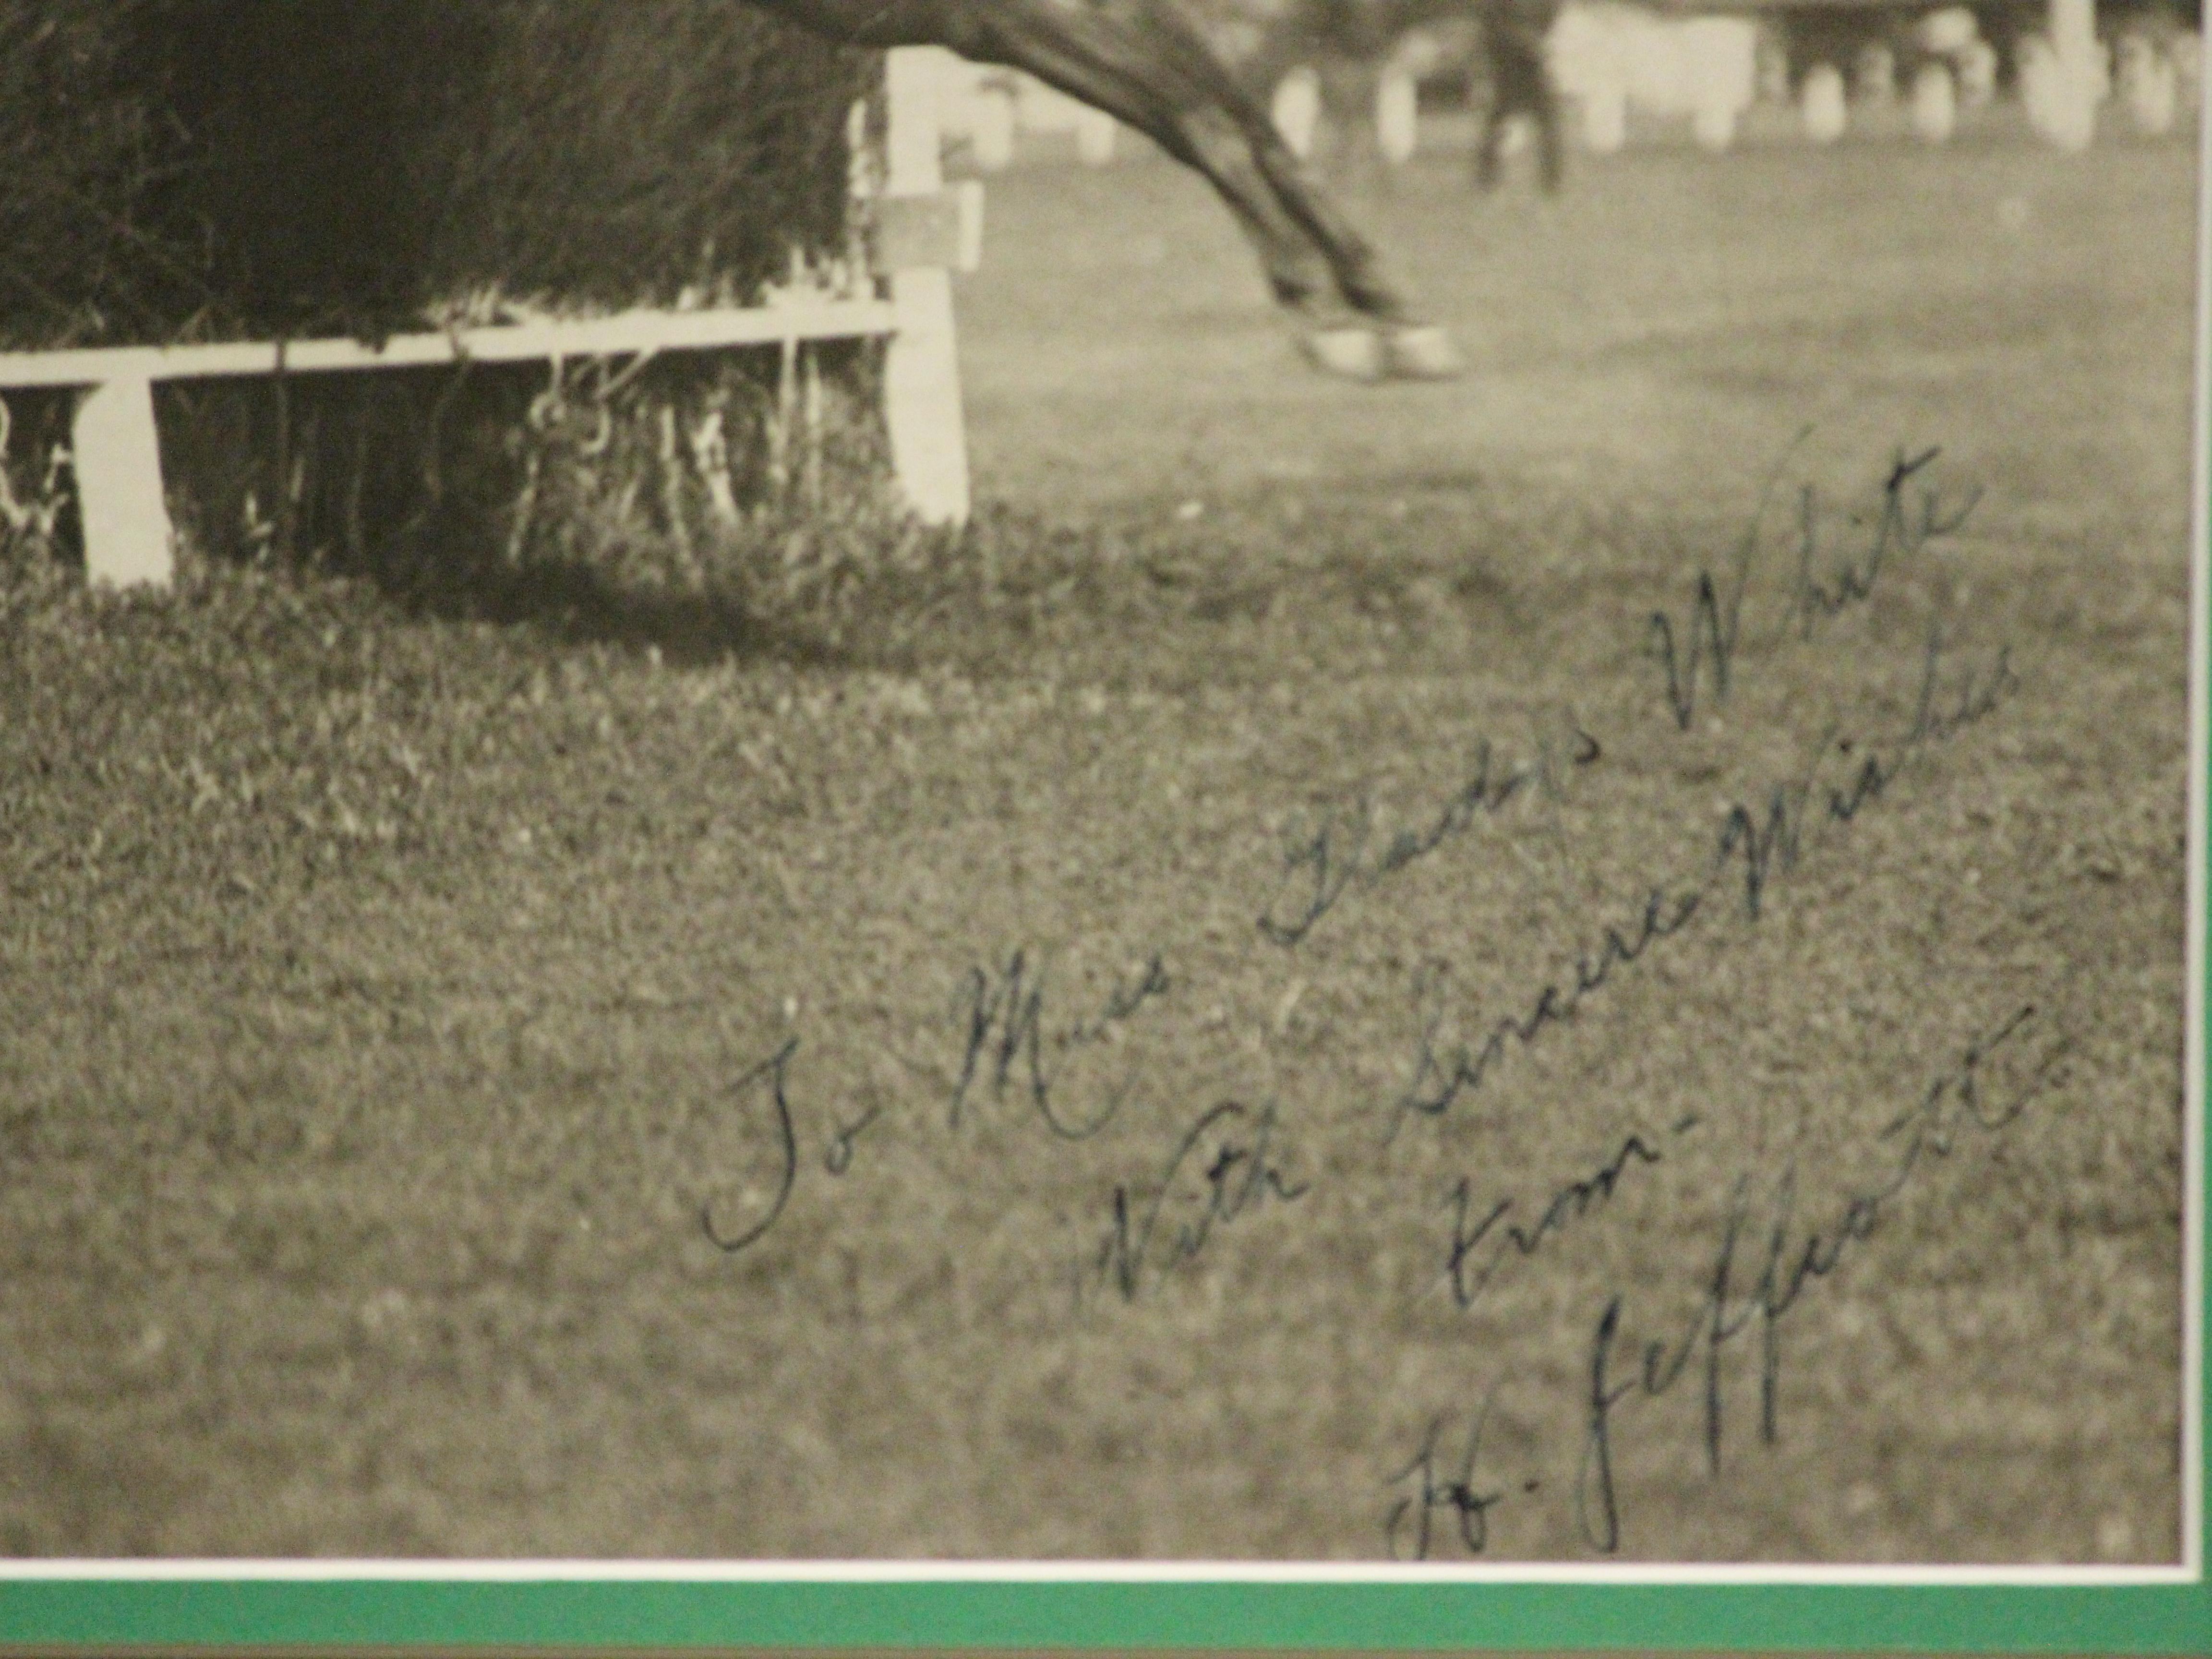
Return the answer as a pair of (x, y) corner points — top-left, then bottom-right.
(1550, 5), (1760, 152)
(1263, 0), (2198, 162)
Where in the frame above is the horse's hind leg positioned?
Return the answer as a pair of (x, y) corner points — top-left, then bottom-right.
(1242, 122), (1408, 319)
(1094, 4), (1464, 375)
(1181, 105), (1465, 377)
(1100, 3), (1419, 324)
(806, 0), (1459, 375)
(913, 1), (1457, 373)
(1175, 107), (1394, 325)
(1238, 125), (1462, 377)
(914, 3), (1351, 318)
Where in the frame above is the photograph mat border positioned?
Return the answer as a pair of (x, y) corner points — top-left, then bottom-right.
(1, 44), (2208, 1659)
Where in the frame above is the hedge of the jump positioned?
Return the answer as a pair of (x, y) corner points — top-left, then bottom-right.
(1, 0), (907, 624)
(1, 0), (871, 348)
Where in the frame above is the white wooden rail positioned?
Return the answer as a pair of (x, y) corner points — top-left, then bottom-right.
(0, 46), (976, 589)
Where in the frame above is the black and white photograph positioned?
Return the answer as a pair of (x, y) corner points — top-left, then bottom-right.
(0, 0), (2199, 1568)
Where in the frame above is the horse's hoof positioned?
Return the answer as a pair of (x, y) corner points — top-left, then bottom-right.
(1385, 324), (1465, 381)
(1301, 325), (1387, 382)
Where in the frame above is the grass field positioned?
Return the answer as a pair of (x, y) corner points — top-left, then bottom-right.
(0, 128), (2197, 1563)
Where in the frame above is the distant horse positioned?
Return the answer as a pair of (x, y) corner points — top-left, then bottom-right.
(748, 0), (1463, 380)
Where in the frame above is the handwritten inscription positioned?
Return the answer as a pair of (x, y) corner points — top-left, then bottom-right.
(700, 1037), (801, 1254)
(1385, 1394), (1531, 1562)
(1574, 1006), (2064, 1553)
(697, 950), (1169, 1253)
(1393, 630), (2017, 1135)
(951, 949), (1168, 1139)
(1256, 728), (1600, 948)
(1777, 446), (1982, 646)
(823, 1103), (881, 1176)
(1444, 1117), (1698, 1310)
(1647, 442), (1981, 732)
(681, 441), (2093, 1560)
(1092, 1098), (1309, 1303)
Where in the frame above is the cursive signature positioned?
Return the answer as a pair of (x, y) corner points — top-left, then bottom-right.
(1574, 1005), (2065, 1552)
(1384, 1391), (1532, 1560)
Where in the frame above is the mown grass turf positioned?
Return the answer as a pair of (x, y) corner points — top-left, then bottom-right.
(0, 129), (2195, 1560)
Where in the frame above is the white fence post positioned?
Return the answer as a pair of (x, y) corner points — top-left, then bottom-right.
(72, 377), (173, 588)
(2039, 0), (2101, 148)
(1377, 67), (1419, 165)
(881, 46), (973, 528)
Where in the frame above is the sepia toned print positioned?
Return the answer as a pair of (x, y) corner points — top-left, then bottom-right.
(0, 0), (2196, 1567)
